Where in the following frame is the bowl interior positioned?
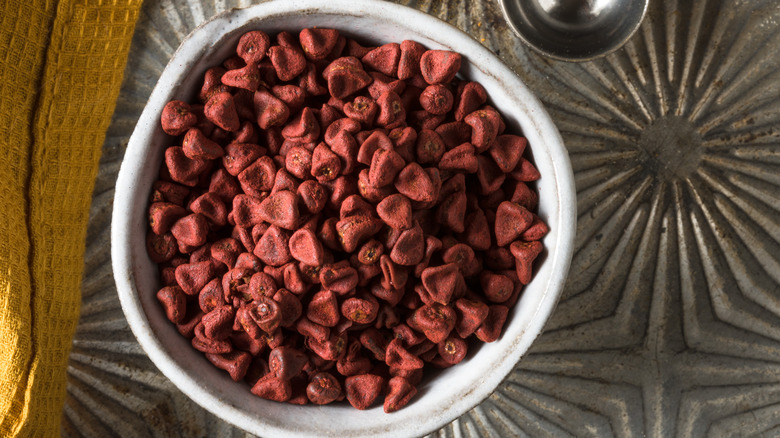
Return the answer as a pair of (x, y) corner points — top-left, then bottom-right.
(112, 1), (575, 437)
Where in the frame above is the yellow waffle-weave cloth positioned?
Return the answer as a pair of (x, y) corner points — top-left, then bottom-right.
(0, 0), (142, 435)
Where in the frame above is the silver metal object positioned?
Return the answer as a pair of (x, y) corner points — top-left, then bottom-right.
(498, 0), (649, 61)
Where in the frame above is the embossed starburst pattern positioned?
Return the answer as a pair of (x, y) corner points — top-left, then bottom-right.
(66, 0), (780, 436)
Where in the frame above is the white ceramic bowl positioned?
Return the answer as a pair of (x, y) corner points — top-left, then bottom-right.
(112, 1), (576, 436)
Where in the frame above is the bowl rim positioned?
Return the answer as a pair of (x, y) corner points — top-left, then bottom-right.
(112, 1), (576, 436)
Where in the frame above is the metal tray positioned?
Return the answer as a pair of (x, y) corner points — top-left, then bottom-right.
(66, 0), (780, 436)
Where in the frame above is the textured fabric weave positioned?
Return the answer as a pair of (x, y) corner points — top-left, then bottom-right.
(0, 0), (142, 435)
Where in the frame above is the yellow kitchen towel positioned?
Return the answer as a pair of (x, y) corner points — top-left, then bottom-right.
(0, 0), (142, 435)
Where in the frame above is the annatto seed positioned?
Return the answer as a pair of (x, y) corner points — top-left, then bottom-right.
(150, 28), (548, 413)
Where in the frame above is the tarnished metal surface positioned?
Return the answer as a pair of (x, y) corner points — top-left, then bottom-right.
(67, 0), (780, 436)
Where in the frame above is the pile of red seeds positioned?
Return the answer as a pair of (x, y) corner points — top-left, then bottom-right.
(147, 27), (547, 413)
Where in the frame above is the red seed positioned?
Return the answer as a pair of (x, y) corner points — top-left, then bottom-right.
(156, 286), (187, 323)
(288, 228), (325, 266)
(182, 128), (224, 160)
(246, 296), (283, 335)
(368, 148), (405, 187)
(323, 56), (373, 99)
(454, 82), (487, 121)
(254, 225), (293, 267)
(337, 341), (373, 377)
(206, 351), (252, 382)
(307, 289), (340, 328)
(271, 167), (300, 194)
(268, 45), (307, 82)
(464, 108), (501, 152)
(490, 135), (527, 173)
(149, 202), (186, 235)
(231, 194), (265, 228)
(436, 190), (467, 233)
(383, 376), (417, 413)
(389, 223), (425, 266)
(494, 201), (534, 247)
(192, 322), (233, 354)
(253, 88), (290, 130)
(299, 62), (329, 96)
(299, 28), (340, 60)
(282, 107), (321, 143)
(165, 146), (209, 187)
(510, 181), (539, 211)
(454, 298), (489, 338)
(269, 346), (309, 381)
(409, 302), (456, 343)
(438, 143), (478, 173)
(222, 63), (262, 92)
(306, 332), (347, 361)
(297, 179), (328, 214)
(420, 50), (461, 85)
(161, 100), (197, 136)
(397, 40), (426, 80)
(376, 194), (413, 231)
(198, 278), (224, 313)
(307, 371), (343, 404)
(521, 215), (550, 241)
(435, 120), (472, 149)
(340, 194), (374, 219)
(419, 84), (454, 115)
(394, 163), (436, 203)
(191, 192), (229, 227)
(199, 67), (226, 103)
(346, 39), (374, 58)
(202, 306), (236, 340)
(475, 305), (510, 343)
(375, 90), (405, 128)
(341, 294), (380, 324)
(389, 126), (417, 162)
(257, 190), (300, 230)
(329, 131), (360, 175)
(385, 338), (424, 370)
(296, 316), (330, 343)
(249, 272), (278, 299)
(510, 240), (544, 285)
(237, 30), (271, 64)
(437, 336), (468, 365)
(380, 255), (409, 291)
(415, 129), (445, 164)
(421, 263), (465, 306)
(319, 261), (360, 294)
(147, 232), (177, 263)
(222, 142), (265, 176)
(336, 214), (382, 253)
(510, 158), (542, 182)
(170, 214), (209, 248)
(343, 95), (378, 126)
(367, 71), (406, 101)
(479, 271), (514, 304)
(345, 374), (385, 410)
(251, 373), (292, 402)
(311, 142), (342, 182)
(326, 117), (362, 146)
(273, 288), (302, 327)
(362, 43), (401, 77)
(204, 91), (240, 132)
